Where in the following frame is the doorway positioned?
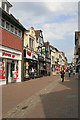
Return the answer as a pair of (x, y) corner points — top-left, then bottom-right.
(6, 62), (9, 84)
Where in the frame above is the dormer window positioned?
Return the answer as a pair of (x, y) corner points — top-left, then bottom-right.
(2, 2), (5, 10)
(6, 4), (9, 13)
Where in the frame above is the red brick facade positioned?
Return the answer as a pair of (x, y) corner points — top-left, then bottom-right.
(0, 28), (22, 51)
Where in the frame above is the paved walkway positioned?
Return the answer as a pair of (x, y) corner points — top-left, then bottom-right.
(2, 74), (78, 118)
(2, 75), (60, 117)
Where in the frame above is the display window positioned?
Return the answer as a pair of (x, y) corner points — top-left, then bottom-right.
(0, 58), (6, 79)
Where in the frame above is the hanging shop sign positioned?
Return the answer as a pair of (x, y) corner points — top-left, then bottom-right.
(42, 47), (45, 52)
(26, 51), (38, 61)
(12, 71), (17, 80)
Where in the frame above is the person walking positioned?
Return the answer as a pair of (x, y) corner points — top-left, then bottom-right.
(61, 70), (65, 82)
(68, 70), (71, 77)
(31, 67), (34, 79)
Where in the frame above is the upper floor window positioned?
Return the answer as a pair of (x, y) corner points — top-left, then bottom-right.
(11, 25), (14, 32)
(6, 22), (9, 30)
(15, 28), (18, 35)
(29, 38), (34, 49)
(6, 4), (9, 13)
(2, 2), (5, 10)
(1, 19), (5, 27)
(18, 30), (21, 37)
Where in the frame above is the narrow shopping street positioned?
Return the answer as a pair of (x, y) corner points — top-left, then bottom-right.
(2, 74), (78, 118)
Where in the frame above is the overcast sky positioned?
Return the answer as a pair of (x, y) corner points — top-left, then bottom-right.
(9, 1), (78, 62)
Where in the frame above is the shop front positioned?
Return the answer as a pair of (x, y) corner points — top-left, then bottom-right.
(24, 50), (38, 79)
(0, 48), (22, 85)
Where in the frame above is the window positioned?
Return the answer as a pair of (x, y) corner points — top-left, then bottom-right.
(29, 38), (34, 49)
(1, 19), (5, 27)
(6, 22), (9, 30)
(2, 2), (5, 10)
(15, 28), (17, 35)
(6, 4), (9, 13)
(79, 38), (80, 45)
(11, 25), (14, 32)
(18, 30), (21, 37)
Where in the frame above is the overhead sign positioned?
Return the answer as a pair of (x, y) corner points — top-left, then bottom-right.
(26, 51), (38, 61)
(2, 52), (15, 58)
(42, 47), (45, 52)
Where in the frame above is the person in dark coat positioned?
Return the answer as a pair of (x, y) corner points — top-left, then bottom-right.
(61, 70), (65, 82)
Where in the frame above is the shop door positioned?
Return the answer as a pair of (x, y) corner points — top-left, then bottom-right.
(6, 63), (9, 84)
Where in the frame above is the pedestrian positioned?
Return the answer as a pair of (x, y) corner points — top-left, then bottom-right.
(31, 67), (34, 79)
(61, 70), (65, 82)
(68, 70), (71, 77)
(73, 69), (76, 75)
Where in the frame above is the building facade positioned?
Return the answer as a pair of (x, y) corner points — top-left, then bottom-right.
(0, 0), (26, 85)
(24, 27), (38, 79)
(35, 30), (46, 76)
(44, 42), (51, 76)
(75, 31), (80, 78)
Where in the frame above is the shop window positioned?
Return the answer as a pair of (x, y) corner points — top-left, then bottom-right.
(0, 59), (6, 79)
(6, 22), (9, 30)
(11, 61), (15, 77)
(16, 61), (18, 77)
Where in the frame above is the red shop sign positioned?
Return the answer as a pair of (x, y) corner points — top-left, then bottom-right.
(2, 52), (15, 58)
(27, 51), (31, 56)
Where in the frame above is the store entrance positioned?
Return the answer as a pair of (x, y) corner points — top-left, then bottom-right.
(6, 63), (9, 84)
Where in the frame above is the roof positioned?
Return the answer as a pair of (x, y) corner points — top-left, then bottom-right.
(1, 8), (27, 31)
(44, 42), (49, 46)
(49, 45), (55, 49)
(35, 30), (42, 40)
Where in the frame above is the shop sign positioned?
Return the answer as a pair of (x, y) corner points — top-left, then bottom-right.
(26, 51), (38, 61)
(42, 47), (45, 52)
(2, 52), (15, 58)
(12, 71), (17, 79)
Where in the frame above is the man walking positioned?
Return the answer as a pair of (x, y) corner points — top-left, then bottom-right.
(61, 70), (65, 82)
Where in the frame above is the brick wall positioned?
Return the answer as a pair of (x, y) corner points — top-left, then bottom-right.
(0, 28), (22, 51)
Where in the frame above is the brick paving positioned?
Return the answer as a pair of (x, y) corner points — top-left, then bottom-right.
(27, 74), (78, 118)
(2, 75), (60, 118)
(2, 74), (78, 118)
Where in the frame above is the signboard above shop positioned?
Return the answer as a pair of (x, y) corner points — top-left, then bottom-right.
(26, 50), (38, 61)
(0, 50), (22, 60)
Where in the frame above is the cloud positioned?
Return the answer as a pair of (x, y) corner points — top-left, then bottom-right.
(10, 2), (78, 62)
(42, 18), (77, 42)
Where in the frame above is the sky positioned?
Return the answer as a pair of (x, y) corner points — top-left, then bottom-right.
(9, 0), (79, 63)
